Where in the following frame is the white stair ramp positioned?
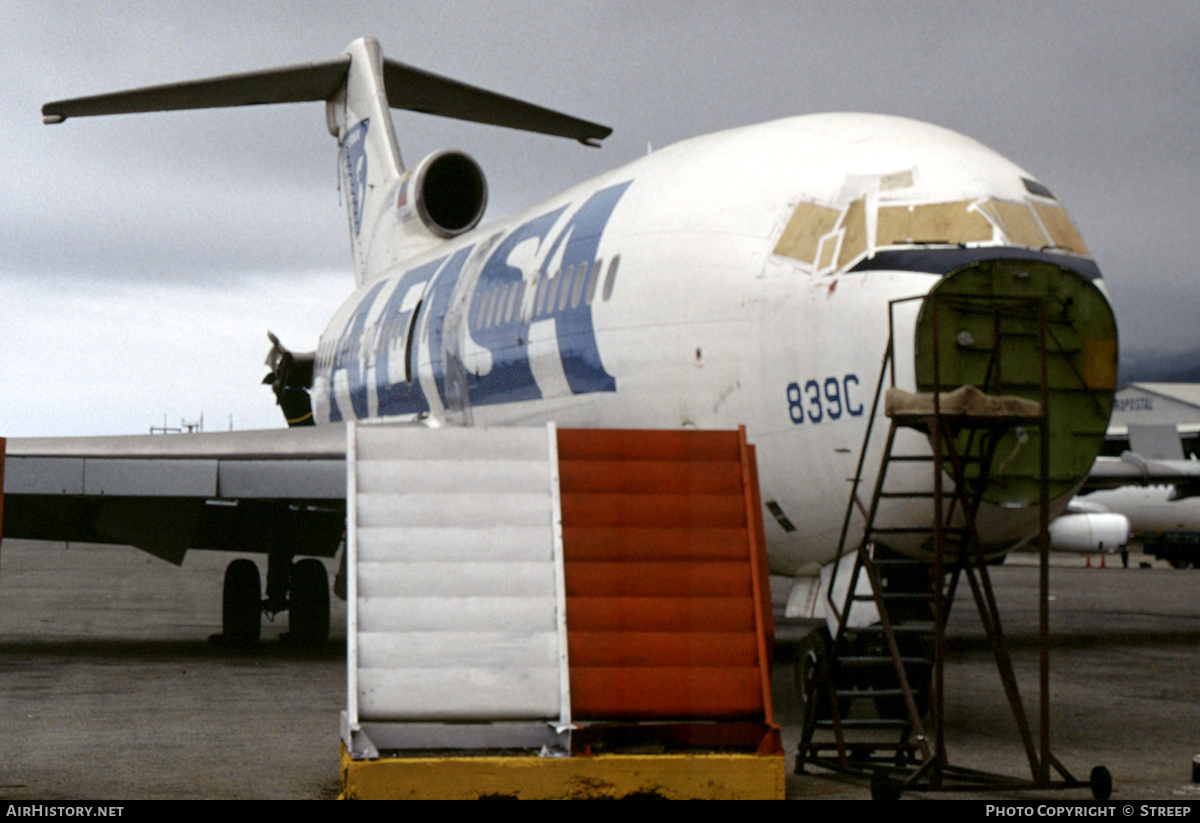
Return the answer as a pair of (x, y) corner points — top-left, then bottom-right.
(342, 421), (570, 757)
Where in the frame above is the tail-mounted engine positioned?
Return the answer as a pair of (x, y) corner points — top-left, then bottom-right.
(404, 149), (488, 238)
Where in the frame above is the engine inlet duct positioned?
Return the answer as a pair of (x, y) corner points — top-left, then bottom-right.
(407, 149), (488, 237)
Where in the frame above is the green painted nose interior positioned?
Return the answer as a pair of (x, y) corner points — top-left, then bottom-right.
(913, 259), (1118, 507)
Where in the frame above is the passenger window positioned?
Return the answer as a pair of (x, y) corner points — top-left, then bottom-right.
(558, 265), (575, 311)
(602, 255), (620, 301)
(505, 281), (523, 324)
(489, 285), (502, 328)
(544, 269), (561, 315)
(586, 258), (603, 304)
(571, 261), (588, 308)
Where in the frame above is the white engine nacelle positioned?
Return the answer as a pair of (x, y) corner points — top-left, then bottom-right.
(1048, 512), (1131, 553)
(406, 149), (488, 237)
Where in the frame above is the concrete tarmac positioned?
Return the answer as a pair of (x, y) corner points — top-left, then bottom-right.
(0, 540), (1196, 800)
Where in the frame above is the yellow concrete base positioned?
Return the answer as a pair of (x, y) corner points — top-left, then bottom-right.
(340, 746), (785, 799)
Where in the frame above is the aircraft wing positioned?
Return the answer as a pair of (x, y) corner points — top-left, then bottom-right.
(2, 425), (347, 565)
(1082, 452), (1200, 498)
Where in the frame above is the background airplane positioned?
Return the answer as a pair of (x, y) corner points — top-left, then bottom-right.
(1052, 424), (1200, 566)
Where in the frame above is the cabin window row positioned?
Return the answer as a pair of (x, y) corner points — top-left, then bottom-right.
(473, 255), (620, 330)
(317, 255), (623, 369)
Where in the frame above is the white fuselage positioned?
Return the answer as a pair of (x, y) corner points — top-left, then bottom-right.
(312, 113), (1108, 575)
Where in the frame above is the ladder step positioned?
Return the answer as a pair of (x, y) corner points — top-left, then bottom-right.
(851, 592), (934, 602)
(855, 622), (935, 634)
(837, 656), (930, 667)
(869, 558), (929, 566)
(833, 688), (911, 699)
(814, 718), (912, 730)
(844, 592), (936, 607)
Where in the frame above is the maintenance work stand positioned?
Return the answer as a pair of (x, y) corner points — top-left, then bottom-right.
(798, 260), (1118, 800)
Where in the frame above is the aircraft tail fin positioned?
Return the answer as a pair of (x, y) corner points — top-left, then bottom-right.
(40, 39), (612, 146)
(43, 36), (611, 284)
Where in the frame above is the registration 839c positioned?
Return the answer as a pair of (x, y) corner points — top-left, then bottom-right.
(786, 374), (863, 424)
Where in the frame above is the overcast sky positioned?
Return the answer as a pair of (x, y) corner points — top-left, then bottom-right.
(2, 1), (1197, 437)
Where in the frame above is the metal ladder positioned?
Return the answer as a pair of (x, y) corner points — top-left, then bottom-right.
(799, 349), (1008, 777)
(800, 291), (1107, 797)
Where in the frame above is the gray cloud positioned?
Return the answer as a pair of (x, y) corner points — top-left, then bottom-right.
(2, 1), (1197, 435)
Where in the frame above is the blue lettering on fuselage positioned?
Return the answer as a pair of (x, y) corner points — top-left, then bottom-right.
(373, 256), (445, 416)
(328, 278), (386, 422)
(466, 207), (567, 405)
(323, 179), (632, 421)
(534, 182), (629, 395)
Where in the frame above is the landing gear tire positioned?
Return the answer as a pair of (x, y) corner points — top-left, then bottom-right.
(289, 558), (330, 645)
(796, 626), (846, 720)
(1090, 765), (1113, 801)
(222, 559), (262, 645)
(870, 768), (901, 800)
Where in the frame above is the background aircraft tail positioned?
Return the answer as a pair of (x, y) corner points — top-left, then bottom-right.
(43, 36), (611, 285)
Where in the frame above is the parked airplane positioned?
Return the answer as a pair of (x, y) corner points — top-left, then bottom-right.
(6, 37), (1118, 642)
(1051, 425), (1200, 565)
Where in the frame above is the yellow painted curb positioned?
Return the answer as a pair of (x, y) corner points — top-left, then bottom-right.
(340, 746), (785, 799)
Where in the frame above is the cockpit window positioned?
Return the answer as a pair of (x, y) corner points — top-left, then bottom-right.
(1033, 202), (1089, 254)
(773, 191), (1090, 273)
(876, 201), (992, 247)
(1022, 177), (1056, 200)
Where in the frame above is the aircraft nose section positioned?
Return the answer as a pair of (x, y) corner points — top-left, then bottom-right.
(911, 258), (1118, 507)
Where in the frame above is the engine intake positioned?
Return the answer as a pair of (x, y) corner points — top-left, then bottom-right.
(410, 150), (488, 237)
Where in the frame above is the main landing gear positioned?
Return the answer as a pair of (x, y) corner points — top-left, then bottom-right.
(217, 555), (331, 647)
(222, 559), (263, 644)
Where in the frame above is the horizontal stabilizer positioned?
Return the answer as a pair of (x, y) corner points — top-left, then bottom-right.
(382, 60), (610, 146)
(42, 56), (352, 123)
(42, 47), (611, 145)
